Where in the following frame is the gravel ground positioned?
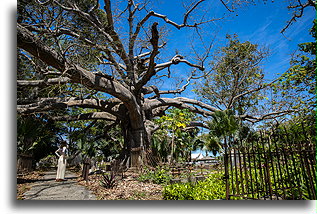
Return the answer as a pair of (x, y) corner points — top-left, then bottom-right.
(23, 171), (96, 200)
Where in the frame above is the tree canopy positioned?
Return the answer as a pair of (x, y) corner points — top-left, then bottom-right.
(17, 0), (316, 168)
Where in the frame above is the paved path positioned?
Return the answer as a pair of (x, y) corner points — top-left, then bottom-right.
(24, 171), (96, 200)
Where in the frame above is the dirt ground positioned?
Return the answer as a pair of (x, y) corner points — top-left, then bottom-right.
(77, 171), (163, 200)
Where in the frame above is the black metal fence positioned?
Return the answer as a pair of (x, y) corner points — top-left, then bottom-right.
(224, 124), (316, 200)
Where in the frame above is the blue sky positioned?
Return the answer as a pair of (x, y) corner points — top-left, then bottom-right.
(149, 0), (315, 156)
(97, 0), (315, 100)
(144, 1), (315, 98)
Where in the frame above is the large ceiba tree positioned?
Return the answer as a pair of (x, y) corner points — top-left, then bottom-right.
(16, 0), (304, 168)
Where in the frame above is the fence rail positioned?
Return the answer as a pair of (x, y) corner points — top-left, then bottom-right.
(225, 124), (316, 200)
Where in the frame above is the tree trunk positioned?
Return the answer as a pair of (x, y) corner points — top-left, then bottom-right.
(120, 118), (150, 170)
(17, 154), (33, 173)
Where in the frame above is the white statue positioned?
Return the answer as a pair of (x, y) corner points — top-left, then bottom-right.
(55, 141), (68, 182)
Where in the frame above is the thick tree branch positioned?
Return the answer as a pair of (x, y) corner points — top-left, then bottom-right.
(17, 24), (139, 109)
(21, 24), (127, 80)
(135, 22), (160, 91)
(17, 77), (70, 87)
(154, 54), (204, 71)
(104, 0), (114, 29)
(50, 112), (117, 121)
(188, 121), (209, 129)
(137, 54), (204, 92)
(17, 97), (122, 117)
(17, 24), (65, 71)
(143, 71), (197, 98)
(144, 97), (218, 117)
(52, 0), (131, 69)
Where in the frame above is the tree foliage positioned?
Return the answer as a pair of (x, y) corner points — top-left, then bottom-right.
(272, 19), (316, 113)
(152, 108), (199, 162)
(195, 34), (269, 117)
(17, 115), (60, 161)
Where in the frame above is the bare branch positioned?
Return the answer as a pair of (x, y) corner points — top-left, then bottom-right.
(52, 0), (131, 68)
(144, 70), (197, 98)
(17, 77), (70, 87)
(35, 0), (53, 6)
(183, 0), (205, 25)
(228, 76), (281, 108)
(220, 0), (234, 12)
(17, 24), (137, 105)
(135, 22), (160, 91)
(104, 0), (114, 28)
(155, 54), (204, 71)
(150, 11), (220, 29)
(188, 121), (209, 129)
(281, 0), (315, 34)
(239, 109), (299, 123)
(50, 112), (117, 121)
(17, 24), (66, 71)
(144, 97), (219, 117)
(17, 97), (123, 117)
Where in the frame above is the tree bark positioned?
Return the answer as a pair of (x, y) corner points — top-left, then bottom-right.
(118, 111), (152, 169)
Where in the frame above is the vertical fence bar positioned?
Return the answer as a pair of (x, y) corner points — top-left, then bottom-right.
(282, 126), (303, 199)
(242, 146), (249, 198)
(302, 142), (315, 199)
(228, 147), (235, 198)
(233, 147), (240, 198)
(264, 145), (273, 200)
(238, 145), (245, 199)
(274, 127), (295, 199)
(259, 131), (270, 199)
(299, 123), (316, 199)
(271, 130), (287, 199)
(307, 142), (316, 199)
(245, 142), (254, 199)
(297, 141), (312, 199)
(250, 138), (260, 199)
(267, 134), (278, 199)
(270, 131), (286, 200)
(256, 134), (266, 199)
(224, 142), (230, 200)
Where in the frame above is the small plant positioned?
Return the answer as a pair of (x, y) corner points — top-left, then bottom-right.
(163, 172), (226, 200)
(137, 166), (172, 184)
(100, 172), (117, 189)
(131, 191), (147, 200)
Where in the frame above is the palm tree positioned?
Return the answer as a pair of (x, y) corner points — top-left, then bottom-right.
(207, 110), (240, 199)
(208, 110), (240, 149)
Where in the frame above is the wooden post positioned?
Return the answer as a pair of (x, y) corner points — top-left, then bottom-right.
(224, 139), (230, 200)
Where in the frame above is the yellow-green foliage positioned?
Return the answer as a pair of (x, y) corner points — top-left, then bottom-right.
(163, 173), (225, 200)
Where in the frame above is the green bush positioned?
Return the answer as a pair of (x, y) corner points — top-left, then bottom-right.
(163, 173), (225, 200)
(138, 166), (172, 184)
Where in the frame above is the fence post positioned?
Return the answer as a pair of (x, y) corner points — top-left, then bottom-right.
(224, 140), (230, 200)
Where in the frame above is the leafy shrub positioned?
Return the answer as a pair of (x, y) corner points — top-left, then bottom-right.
(138, 166), (172, 184)
(100, 172), (117, 189)
(163, 173), (225, 200)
